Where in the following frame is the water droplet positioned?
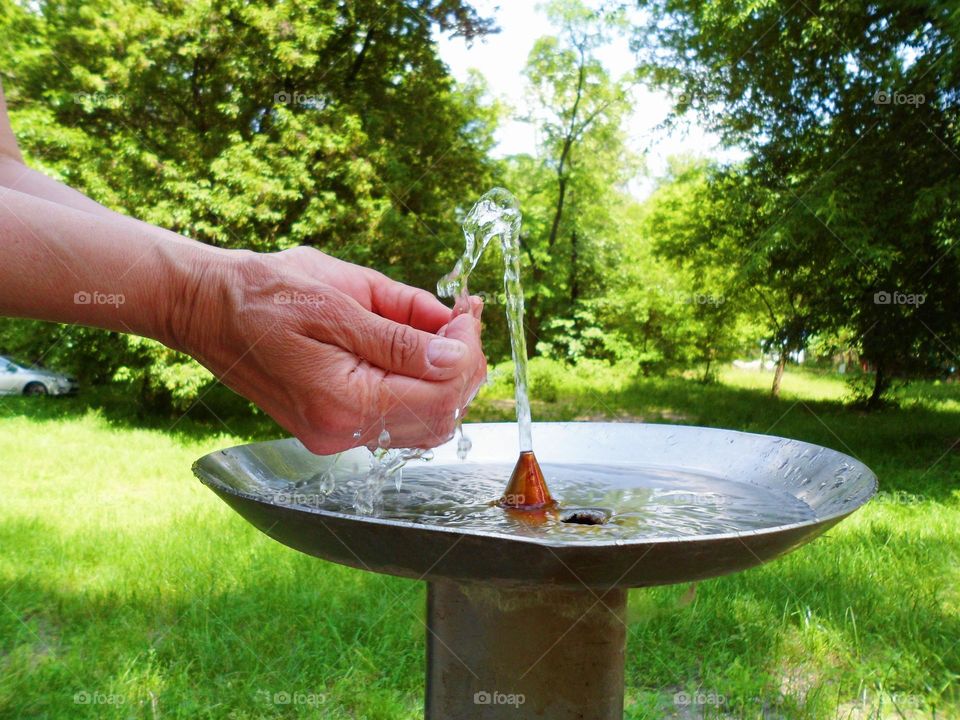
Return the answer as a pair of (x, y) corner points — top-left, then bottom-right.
(352, 430), (362, 440)
(378, 428), (391, 450)
(353, 488), (374, 516)
(457, 433), (472, 461)
(319, 470), (335, 495)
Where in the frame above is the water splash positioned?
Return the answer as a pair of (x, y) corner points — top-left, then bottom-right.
(349, 187), (533, 515)
(352, 425), (434, 515)
(439, 188), (533, 452)
(456, 428), (472, 461)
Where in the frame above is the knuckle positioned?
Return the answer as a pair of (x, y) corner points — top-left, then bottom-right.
(427, 396), (458, 442)
(388, 324), (420, 370)
(281, 245), (316, 261)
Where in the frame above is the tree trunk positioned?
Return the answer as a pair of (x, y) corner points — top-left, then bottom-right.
(547, 174), (569, 253)
(345, 27), (375, 87)
(569, 230), (579, 305)
(771, 350), (787, 398)
(866, 362), (887, 410)
(524, 300), (540, 355)
(701, 354), (712, 383)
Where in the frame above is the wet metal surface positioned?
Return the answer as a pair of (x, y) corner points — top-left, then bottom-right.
(194, 422), (877, 589)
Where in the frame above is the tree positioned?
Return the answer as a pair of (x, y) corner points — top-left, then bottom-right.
(635, 0), (960, 406)
(513, 0), (638, 353)
(638, 157), (761, 381)
(0, 0), (497, 407)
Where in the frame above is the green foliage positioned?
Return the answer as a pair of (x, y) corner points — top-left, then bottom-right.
(634, 0), (960, 404)
(0, 0), (497, 404)
(507, 0), (640, 355)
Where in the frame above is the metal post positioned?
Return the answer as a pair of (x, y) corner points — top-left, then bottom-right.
(426, 580), (627, 719)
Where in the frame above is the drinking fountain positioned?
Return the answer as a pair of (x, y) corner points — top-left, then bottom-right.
(193, 421), (876, 719)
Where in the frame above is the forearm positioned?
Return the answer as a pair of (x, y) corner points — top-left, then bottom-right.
(0, 84), (22, 163)
(0, 156), (115, 218)
(0, 183), (234, 348)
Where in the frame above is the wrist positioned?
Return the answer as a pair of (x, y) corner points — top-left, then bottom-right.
(154, 234), (252, 354)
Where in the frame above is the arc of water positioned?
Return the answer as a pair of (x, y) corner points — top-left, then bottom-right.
(438, 188), (533, 452)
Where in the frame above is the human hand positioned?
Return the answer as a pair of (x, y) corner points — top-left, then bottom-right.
(171, 246), (486, 454)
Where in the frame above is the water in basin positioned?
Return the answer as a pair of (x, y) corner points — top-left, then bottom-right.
(275, 461), (817, 543)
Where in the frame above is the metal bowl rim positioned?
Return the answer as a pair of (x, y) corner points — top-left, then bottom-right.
(192, 422), (878, 549)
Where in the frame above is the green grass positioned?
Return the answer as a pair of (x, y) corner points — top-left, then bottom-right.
(1, 363), (958, 718)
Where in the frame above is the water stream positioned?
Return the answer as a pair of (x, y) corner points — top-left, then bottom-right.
(339, 188), (535, 515)
(438, 188), (533, 451)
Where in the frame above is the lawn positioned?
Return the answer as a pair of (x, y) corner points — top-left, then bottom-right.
(1, 363), (958, 718)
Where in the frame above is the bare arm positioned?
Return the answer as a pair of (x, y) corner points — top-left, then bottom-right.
(0, 82), (23, 163)
(0, 82), (486, 452)
(0, 82), (119, 217)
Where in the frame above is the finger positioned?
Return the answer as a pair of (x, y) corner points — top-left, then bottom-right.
(366, 270), (452, 333)
(357, 311), (483, 448)
(320, 299), (471, 381)
(376, 373), (463, 448)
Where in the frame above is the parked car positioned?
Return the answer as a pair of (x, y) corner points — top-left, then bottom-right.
(0, 356), (78, 396)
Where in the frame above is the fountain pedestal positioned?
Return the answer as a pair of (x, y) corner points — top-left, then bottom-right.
(427, 581), (626, 719)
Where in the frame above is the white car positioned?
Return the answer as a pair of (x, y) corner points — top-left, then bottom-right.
(0, 356), (78, 396)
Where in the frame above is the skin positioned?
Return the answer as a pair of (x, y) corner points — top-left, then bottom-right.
(0, 81), (487, 453)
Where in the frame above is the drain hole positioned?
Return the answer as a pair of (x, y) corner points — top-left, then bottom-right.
(560, 508), (610, 526)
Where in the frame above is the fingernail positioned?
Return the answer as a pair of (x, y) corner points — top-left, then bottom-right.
(428, 338), (467, 368)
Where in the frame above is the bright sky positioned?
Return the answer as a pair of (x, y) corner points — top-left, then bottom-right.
(435, 0), (746, 198)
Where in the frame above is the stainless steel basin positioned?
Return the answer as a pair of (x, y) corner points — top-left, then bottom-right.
(193, 422), (876, 719)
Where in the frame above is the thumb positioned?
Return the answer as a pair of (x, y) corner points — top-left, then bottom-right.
(438, 306), (486, 388)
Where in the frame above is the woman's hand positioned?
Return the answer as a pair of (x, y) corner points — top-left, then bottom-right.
(174, 246), (487, 454)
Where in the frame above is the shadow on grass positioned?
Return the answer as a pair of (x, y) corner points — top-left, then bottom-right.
(0, 383), (285, 447)
(624, 527), (960, 714)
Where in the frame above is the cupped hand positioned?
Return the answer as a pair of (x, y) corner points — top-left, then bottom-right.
(175, 246), (487, 454)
